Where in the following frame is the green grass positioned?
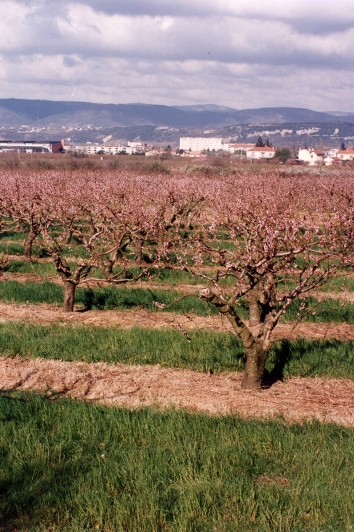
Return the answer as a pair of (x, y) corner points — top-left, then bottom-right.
(3, 280), (354, 323)
(0, 281), (217, 315)
(0, 242), (25, 255)
(0, 280), (64, 305)
(321, 274), (354, 292)
(5, 260), (58, 276)
(0, 241), (49, 258)
(5, 260), (104, 278)
(1, 322), (354, 379)
(0, 230), (28, 241)
(0, 391), (353, 531)
(267, 338), (354, 379)
(5, 274), (354, 329)
(150, 267), (236, 286)
(80, 286), (216, 314)
(278, 274), (354, 294)
(283, 297), (354, 324)
(0, 323), (242, 372)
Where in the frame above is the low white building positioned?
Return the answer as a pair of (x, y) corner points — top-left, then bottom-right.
(246, 147), (276, 160)
(223, 143), (255, 154)
(326, 148), (340, 158)
(181, 150), (207, 158)
(298, 148), (325, 165)
(324, 156), (336, 166)
(336, 148), (354, 161)
(180, 137), (222, 152)
(0, 140), (64, 153)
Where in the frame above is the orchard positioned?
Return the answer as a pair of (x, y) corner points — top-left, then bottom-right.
(1, 167), (354, 389)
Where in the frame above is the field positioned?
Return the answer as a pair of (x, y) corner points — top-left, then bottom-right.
(0, 162), (354, 531)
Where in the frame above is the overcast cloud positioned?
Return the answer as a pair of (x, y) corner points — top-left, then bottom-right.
(0, 0), (353, 111)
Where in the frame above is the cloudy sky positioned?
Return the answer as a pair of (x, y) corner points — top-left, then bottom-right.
(0, 0), (353, 111)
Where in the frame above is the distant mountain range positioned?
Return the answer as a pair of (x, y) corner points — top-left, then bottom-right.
(1, 98), (354, 148)
(0, 98), (353, 129)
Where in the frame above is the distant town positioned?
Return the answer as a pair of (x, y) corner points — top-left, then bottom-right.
(0, 137), (353, 166)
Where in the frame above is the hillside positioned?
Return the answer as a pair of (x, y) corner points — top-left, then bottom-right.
(0, 98), (353, 129)
(0, 98), (353, 147)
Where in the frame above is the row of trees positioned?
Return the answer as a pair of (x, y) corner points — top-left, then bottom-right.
(1, 169), (354, 390)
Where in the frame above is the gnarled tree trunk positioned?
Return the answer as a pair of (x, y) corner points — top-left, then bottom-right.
(199, 287), (271, 390)
(23, 230), (37, 258)
(63, 281), (76, 313)
(64, 229), (73, 245)
(241, 342), (268, 390)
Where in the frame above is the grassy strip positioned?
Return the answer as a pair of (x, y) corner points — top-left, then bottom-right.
(0, 280), (65, 305)
(0, 242), (25, 255)
(4, 260), (238, 286)
(1, 322), (354, 379)
(284, 297), (354, 324)
(2, 280), (354, 324)
(6, 260), (58, 276)
(0, 391), (353, 531)
(278, 275), (354, 294)
(4, 257), (354, 290)
(0, 231), (28, 241)
(0, 323), (242, 373)
(0, 281), (217, 315)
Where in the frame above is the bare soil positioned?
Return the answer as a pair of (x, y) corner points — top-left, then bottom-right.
(1, 301), (354, 341)
(1, 356), (353, 426)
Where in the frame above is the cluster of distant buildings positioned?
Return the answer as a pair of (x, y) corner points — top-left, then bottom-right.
(0, 137), (353, 166)
(179, 137), (276, 160)
(297, 147), (354, 166)
(178, 137), (354, 165)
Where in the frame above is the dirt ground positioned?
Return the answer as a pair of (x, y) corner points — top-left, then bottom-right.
(1, 356), (354, 426)
(1, 301), (354, 341)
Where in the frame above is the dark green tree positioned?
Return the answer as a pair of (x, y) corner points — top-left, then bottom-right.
(255, 135), (265, 147)
(275, 148), (291, 163)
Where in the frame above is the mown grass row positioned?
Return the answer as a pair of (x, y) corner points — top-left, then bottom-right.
(0, 281), (217, 316)
(1, 280), (354, 324)
(0, 391), (353, 532)
(1, 321), (354, 379)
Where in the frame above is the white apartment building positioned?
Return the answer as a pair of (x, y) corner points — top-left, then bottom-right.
(66, 143), (145, 155)
(179, 137), (222, 152)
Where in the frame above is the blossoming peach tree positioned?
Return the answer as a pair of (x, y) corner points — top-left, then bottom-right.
(158, 173), (354, 389)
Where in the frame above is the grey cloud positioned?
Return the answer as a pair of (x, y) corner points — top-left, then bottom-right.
(11, 15), (354, 72)
(1, 0), (354, 112)
(63, 55), (78, 67)
(1, 6), (352, 71)
(1, 56), (353, 112)
(13, 0), (354, 33)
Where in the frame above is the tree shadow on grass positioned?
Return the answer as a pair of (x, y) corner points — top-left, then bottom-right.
(0, 391), (91, 530)
(262, 339), (293, 388)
